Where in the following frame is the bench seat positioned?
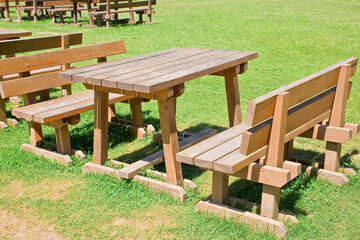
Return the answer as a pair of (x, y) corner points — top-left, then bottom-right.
(12, 90), (131, 124)
(47, 7), (88, 13)
(88, 7), (151, 16)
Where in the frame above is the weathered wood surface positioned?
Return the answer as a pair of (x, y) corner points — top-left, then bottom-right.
(0, 29), (31, 40)
(0, 32), (82, 55)
(177, 63), (357, 175)
(59, 48), (258, 93)
(0, 40), (126, 76)
(12, 90), (132, 123)
(195, 200), (288, 238)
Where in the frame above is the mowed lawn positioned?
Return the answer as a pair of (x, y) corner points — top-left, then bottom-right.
(1, 0), (360, 239)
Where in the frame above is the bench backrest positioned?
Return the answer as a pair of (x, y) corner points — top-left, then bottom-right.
(0, 40), (126, 99)
(43, 0), (74, 7)
(97, 0), (156, 11)
(239, 57), (358, 164)
(0, 32), (82, 56)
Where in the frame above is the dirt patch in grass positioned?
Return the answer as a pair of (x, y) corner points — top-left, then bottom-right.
(8, 178), (84, 201)
(0, 207), (65, 240)
(109, 205), (178, 238)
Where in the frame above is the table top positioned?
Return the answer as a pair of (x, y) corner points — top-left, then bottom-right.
(0, 29), (32, 40)
(59, 47), (258, 93)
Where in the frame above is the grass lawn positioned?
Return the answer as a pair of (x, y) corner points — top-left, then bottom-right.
(1, 0), (360, 239)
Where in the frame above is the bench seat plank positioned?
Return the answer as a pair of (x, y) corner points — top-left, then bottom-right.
(12, 90), (132, 123)
(87, 48), (213, 86)
(176, 123), (251, 165)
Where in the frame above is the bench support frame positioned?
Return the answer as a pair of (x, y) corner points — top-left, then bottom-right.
(82, 128), (216, 201)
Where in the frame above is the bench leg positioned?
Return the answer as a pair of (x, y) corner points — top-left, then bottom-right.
(324, 142), (341, 172)
(28, 122), (43, 146)
(62, 85), (72, 96)
(55, 124), (72, 155)
(94, 90), (109, 165)
(138, 13), (143, 23)
(96, 15), (102, 27)
(284, 139), (293, 160)
(108, 103), (117, 122)
(59, 13), (64, 24)
(0, 98), (7, 124)
(23, 92), (43, 146)
(211, 171), (228, 204)
(87, 2), (94, 27)
(39, 89), (50, 101)
(106, 18), (110, 28)
(224, 66), (242, 127)
(146, 13), (152, 25)
(260, 185), (280, 219)
(157, 96), (183, 186)
(130, 98), (143, 128)
(26, 11), (31, 20)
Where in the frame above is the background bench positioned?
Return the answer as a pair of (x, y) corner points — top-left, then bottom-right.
(16, 0), (51, 22)
(0, 32), (82, 129)
(0, 40), (153, 166)
(88, 0), (156, 28)
(176, 57), (359, 237)
(43, 0), (88, 24)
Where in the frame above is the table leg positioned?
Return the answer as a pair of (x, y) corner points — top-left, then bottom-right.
(93, 90), (108, 165)
(157, 96), (183, 186)
(73, 2), (78, 24)
(224, 66), (242, 127)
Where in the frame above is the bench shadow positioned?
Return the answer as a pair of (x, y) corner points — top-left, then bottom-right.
(112, 121), (226, 180)
(227, 146), (359, 217)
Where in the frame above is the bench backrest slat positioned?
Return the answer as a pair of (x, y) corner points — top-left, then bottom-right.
(0, 40), (126, 76)
(0, 33), (82, 56)
(43, 0), (73, 6)
(240, 58), (357, 158)
(245, 57), (358, 126)
(240, 85), (340, 156)
(98, 0), (156, 9)
(0, 70), (71, 98)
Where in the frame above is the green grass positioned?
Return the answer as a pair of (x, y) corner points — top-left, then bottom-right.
(1, 0), (360, 239)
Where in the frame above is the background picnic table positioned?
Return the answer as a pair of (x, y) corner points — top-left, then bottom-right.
(0, 0), (359, 239)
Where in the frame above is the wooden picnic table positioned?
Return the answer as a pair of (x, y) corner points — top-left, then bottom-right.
(59, 47), (258, 186)
(0, 28), (31, 41)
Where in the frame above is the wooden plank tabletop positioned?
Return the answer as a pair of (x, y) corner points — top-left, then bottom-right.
(59, 47), (258, 93)
(0, 29), (32, 40)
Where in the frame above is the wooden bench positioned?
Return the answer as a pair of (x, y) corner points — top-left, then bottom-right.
(0, 40), (153, 166)
(16, 0), (52, 22)
(176, 58), (359, 237)
(88, 0), (156, 28)
(0, 32), (83, 129)
(43, 0), (88, 24)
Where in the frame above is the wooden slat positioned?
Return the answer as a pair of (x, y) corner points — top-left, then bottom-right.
(0, 70), (71, 98)
(194, 135), (242, 169)
(212, 87), (339, 174)
(92, 48), (214, 87)
(231, 162), (291, 188)
(176, 122), (251, 165)
(0, 29), (31, 41)
(0, 41), (126, 76)
(245, 57), (358, 126)
(132, 51), (257, 93)
(98, 0), (155, 10)
(62, 48), (180, 82)
(13, 91), (91, 120)
(35, 93), (129, 123)
(101, 49), (224, 90)
(0, 33), (82, 55)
